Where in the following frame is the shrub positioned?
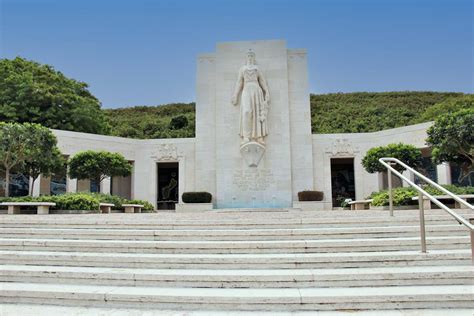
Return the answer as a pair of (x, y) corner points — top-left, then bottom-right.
(126, 199), (154, 211)
(169, 115), (188, 130)
(298, 191), (324, 201)
(182, 192), (212, 203)
(368, 185), (474, 206)
(370, 187), (418, 206)
(0, 192), (156, 212)
(362, 143), (422, 173)
(0, 193), (100, 211)
(91, 193), (125, 208)
(41, 193), (100, 211)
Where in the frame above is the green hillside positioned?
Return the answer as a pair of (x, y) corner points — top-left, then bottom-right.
(105, 92), (471, 139)
(104, 103), (195, 139)
(310, 91), (468, 133)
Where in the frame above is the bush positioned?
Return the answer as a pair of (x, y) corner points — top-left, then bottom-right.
(362, 143), (422, 173)
(298, 191), (324, 201)
(182, 192), (212, 203)
(46, 193), (100, 211)
(91, 193), (125, 208)
(0, 193), (100, 211)
(0, 193), (157, 211)
(169, 115), (188, 130)
(126, 199), (155, 211)
(368, 185), (474, 206)
(370, 187), (418, 206)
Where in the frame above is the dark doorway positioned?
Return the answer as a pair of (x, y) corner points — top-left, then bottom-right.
(157, 162), (179, 210)
(331, 158), (356, 207)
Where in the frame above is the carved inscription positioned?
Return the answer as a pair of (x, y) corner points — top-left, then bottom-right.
(232, 169), (273, 191)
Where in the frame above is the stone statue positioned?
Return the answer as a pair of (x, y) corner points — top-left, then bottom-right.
(231, 50), (270, 145)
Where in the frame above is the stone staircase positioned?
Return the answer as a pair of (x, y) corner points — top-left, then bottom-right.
(0, 209), (472, 313)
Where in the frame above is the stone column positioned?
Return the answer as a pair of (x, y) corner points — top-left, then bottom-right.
(66, 176), (77, 193)
(402, 170), (414, 187)
(101, 177), (111, 194)
(31, 176), (41, 197)
(436, 163), (451, 185)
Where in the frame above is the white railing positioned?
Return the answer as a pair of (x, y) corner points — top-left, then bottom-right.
(378, 157), (474, 263)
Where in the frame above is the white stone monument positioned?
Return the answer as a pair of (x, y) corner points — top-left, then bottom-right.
(195, 40), (314, 208)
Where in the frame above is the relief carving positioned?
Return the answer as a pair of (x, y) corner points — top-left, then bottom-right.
(325, 139), (358, 157)
(152, 144), (179, 161)
(232, 169), (273, 191)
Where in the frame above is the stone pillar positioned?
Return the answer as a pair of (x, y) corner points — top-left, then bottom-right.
(287, 49), (314, 202)
(66, 176), (77, 193)
(195, 53), (217, 199)
(436, 163), (451, 185)
(39, 176), (51, 195)
(77, 179), (90, 192)
(31, 176), (41, 197)
(402, 170), (414, 187)
(101, 177), (111, 194)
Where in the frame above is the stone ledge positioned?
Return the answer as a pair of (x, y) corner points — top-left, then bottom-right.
(175, 203), (214, 213)
(293, 201), (332, 211)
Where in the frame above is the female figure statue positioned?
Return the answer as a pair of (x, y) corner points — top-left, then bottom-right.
(231, 50), (270, 145)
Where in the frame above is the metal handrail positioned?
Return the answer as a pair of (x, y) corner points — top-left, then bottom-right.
(378, 157), (474, 263)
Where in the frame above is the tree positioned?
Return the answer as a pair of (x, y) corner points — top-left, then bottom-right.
(0, 122), (64, 197)
(362, 143), (422, 174)
(0, 57), (109, 134)
(169, 115), (188, 130)
(21, 124), (65, 196)
(420, 95), (474, 122)
(426, 109), (474, 182)
(0, 123), (31, 196)
(68, 151), (132, 191)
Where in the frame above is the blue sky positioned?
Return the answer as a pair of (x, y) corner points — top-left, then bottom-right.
(1, 0), (472, 108)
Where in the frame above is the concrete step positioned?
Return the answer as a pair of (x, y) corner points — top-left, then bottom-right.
(0, 249), (470, 269)
(1, 283), (472, 310)
(2, 304), (473, 316)
(0, 224), (467, 241)
(1, 265), (471, 288)
(0, 236), (469, 254)
(0, 212), (471, 230)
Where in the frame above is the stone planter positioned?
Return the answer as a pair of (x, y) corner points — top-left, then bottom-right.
(293, 201), (332, 211)
(50, 209), (100, 214)
(369, 205), (417, 211)
(175, 203), (214, 213)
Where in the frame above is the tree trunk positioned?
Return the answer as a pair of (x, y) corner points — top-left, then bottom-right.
(30, 177), (37, 197)
(5, 168), (10, 197)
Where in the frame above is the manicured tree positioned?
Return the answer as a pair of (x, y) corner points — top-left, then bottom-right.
(21, 124), (65, 196)
(426, 109), (474, 182)
(68, 151), (132, 192)
(362, 143), (423, 174)
(0, 122), (65, 197)
(0, 123), (31, 196)
(0, 57), (109, 134)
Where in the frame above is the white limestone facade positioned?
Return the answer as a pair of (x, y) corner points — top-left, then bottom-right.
(41, 40), (449, 209)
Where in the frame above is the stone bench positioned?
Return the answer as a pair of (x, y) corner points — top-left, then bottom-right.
(99, 203), (115, 214)
(1, 202), (56, 215)
(348, 199), (373, 210)
(412, 194), (474, 210)
(122, 204), (144, 213)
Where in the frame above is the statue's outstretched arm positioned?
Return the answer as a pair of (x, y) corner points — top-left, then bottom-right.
(231, 68), (244, 105)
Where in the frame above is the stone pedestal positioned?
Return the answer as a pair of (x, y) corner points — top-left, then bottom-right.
(240, 142), (265, 167)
